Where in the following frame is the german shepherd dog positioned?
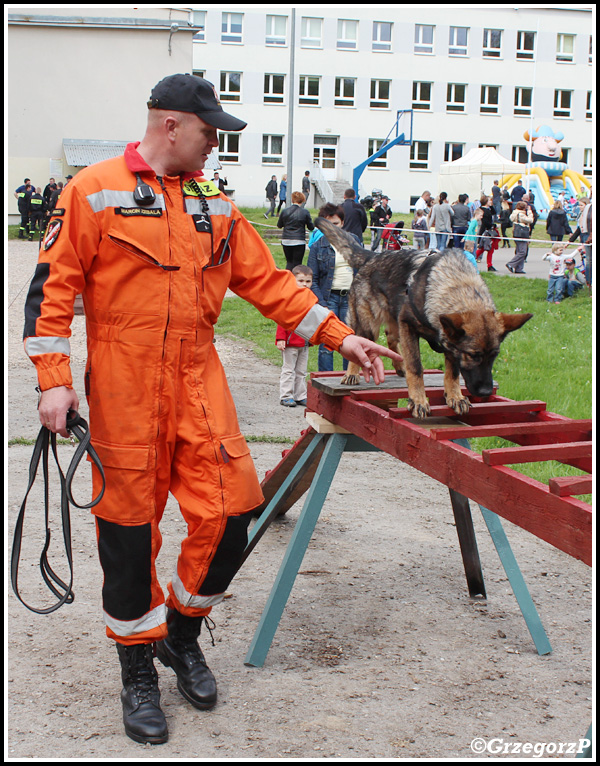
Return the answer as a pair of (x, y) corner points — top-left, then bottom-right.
(315, 218), (533, 418)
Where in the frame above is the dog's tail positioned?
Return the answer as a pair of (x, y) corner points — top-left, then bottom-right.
(315, 217), (372, 269)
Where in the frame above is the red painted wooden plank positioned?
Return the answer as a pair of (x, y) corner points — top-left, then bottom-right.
(429, 419), (592, 441)
(307, 388), (592, 565)
(389, 400), (547, 420)
(482, 441), (592, 465)
(549, 475), (593, 497)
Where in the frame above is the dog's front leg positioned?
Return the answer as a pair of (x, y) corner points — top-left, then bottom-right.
(443, 356), (470, 415)
(340, 361), (362, 386)
(398, 321), (430, 418)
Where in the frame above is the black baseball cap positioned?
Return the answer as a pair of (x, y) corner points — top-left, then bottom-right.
(148, 73), (247, 131)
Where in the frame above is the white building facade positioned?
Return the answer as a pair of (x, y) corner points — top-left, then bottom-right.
(191, 5), (594, 211)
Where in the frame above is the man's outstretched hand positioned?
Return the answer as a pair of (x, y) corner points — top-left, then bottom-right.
(338, 334), (402, 385)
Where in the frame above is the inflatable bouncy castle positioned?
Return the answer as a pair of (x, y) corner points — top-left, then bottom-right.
(500, 125), (591, 219)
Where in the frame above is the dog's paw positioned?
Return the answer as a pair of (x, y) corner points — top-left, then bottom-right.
(394, 367), (406, 378)
(407, 398), (431, 419)
(340, 373), (361, 386)
(446, 396), (471, 415)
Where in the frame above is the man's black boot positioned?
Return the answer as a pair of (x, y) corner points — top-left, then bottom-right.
(116, 643), (169, 745)
(156, 609), (217, 710)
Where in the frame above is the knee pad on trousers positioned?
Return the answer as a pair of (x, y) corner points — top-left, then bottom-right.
(198, 513), (252, 596)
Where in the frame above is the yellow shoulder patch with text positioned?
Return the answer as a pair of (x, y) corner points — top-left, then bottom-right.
(184, 179), (221, 198)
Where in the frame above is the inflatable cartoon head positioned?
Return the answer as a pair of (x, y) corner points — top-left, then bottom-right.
(524, 125), (564, 162)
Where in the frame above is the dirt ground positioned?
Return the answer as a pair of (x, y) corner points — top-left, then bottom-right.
(6, 240), (592, 759)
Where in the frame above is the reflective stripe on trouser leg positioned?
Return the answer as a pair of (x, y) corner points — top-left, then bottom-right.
(167, 512), (252, 617)
(96, 517), (167, 644)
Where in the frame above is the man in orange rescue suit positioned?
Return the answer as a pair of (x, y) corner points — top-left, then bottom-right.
(23, 74), (403, 745)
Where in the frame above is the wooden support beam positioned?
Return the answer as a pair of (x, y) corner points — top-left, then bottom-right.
(482, 441), (592, 466)
(549, 475), (593, 497)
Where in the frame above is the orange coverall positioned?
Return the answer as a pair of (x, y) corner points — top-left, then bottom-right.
(24, 143), (353, 644)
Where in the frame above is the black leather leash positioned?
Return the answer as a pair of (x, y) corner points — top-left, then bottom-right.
(11, 411), (105, 614)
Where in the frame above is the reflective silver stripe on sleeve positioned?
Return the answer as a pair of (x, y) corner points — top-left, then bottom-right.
(185, 197), (232, 217)
(86, 189), (165, 213)
(25, 336), (71, 357)
(294, 304), (331, 341)
(171, 570), (225, 610)
(103, 604), (167, 637)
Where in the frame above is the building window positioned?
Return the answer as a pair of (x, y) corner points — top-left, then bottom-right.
(264, 74), (285, 104)
(516, 30), (535, 60)
(447, 83), (466, 113)
(368, 139), (388, 168)
(514, 87), (533, 116)
(266, 15), (287, 46)
(372, 21), (393, 52)
(589, 35), (593, 64)
(556, 33), (575, 63)
(370, 79), (390, 109)
(263, 135), (284, 164)
(337, 19), (358, 50)
(444, 143), (464, 162)
(219, 133), (240, 163)
(414, 24), (434, 54)
(221, 12), (243, 44)
(449, 26), (468, 56)
(220, 72), (241, 102)
(554, 90), (572, 118)
(412, 81), (432, 110)
(483, 28), (502, 58)
(192, 10), (206, 42)
(335, 78), (356, 107)
(480, 85), (500, 114)
(410, 141), (430, 170)
(301, 17), (322, 48)
(313, 135), (337, 169)
(299, 75), (320, 106)
(586, 91), (592, 120)
(583, 149), (592, 177)
(512, 145), (529, 164)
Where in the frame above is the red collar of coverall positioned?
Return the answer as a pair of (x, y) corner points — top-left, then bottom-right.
(124, 141), (204, 181)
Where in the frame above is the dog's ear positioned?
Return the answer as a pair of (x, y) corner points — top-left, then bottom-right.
(496, 312), (533, 336)
(439, 313), (466, 343)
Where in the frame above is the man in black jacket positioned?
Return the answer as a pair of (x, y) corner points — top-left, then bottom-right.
(264, 175), (278, 218)
(341, 188), (368, 243)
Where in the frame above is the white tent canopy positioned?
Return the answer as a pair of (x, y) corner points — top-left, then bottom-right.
(438, 147), (525, 201)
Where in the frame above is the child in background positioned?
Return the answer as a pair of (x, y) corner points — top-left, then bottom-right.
(411, 209), (429, 249)
(463, 208), (483, 255)
(542, 243), (580, 303)
(476, 222), (500, 272)
(276, 265), (313, 407)
(563, 254), (586, 297)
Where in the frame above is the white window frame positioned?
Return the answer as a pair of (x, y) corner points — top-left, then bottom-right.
(556, 33), (575, 63)
(447, 83), (467, 113)
(444, 143), (464, 163)
(449, 26), (469, 56)
(220, 71), (242, 102)
(414, 24), (434, 54)
(368, 139), (388, 168)
(372, 21), (393, 52)
(410, 141), (430, 170)
(412, 81), (432, 111)
(480, 85), (500, 115)
(516, 30), (536, 60)
(219, 132), (240, 163)
(370, 79), (391, 109)
(192, 10), (206, 42)
(554, 89), (572, 119)
(337, 19), (358, 50)
(586, 91), (592, 120)
(483, 28), (502, 58)
(266, 14), (287, 46)
(299, 75), (320, 106)
(514, 87), (533, 116)
(264, 74), (285, 105)
(301, 17), (323, 48)
(262, 135), (284, 165)
(583, 149), (592, 177)
(221, 12), (243, 44)
(335, 77), (356, 107)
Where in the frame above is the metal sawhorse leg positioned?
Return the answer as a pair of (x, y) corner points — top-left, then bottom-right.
(243, 431), (550, 667)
